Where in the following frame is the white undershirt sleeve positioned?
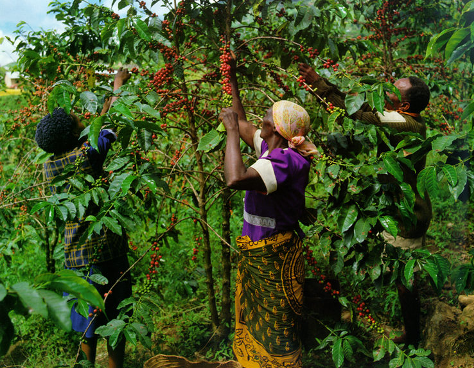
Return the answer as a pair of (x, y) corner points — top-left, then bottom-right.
(253, 129), (263, 157)
(250, 159), (277, 194)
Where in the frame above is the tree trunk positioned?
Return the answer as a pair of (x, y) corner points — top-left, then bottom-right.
(218, 187), (233, 337)
(44, 223), (57, 273)
(188, 111), (220, 330)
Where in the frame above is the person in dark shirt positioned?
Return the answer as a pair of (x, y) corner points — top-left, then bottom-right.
(35, 69), (132, 368)
(299, 63), (431, 346)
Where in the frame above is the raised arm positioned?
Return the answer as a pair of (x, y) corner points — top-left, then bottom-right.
(229, 54), (257, 148)
(100, 67), (132, 115)
(298, 63), (381, 126)
(220, 108), (266, 192)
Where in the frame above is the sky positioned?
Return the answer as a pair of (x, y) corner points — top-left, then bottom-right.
(0, 0), (167, 68)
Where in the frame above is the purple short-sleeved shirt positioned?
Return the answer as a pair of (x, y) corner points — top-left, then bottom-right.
(242, 130), (311, 242)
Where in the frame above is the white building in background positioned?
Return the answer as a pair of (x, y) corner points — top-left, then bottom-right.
(5, 72), (20, 88)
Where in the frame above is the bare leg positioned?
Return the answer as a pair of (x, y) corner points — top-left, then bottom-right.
(81, 336), (97, 365)
(396, 277), (421, 347)
(107, 338), (126, 368)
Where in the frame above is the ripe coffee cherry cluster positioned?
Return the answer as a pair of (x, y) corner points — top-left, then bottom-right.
(147, 40), (178, 61)
(352, 294), (384, 333)
(169, 213), (178, 228)
(201, 108), (214, 118)
(323, 281), (340, 296)
(276, 8), (286, 18)
(304, 246), (322, 278)
(147, 241), (161, 280)
(176, 1), (186, 16)
(170, 148), (182, 166)
(439, 121), (453, 134)
(203, 70), (219, 81)
(298, 45), (319, 59)
(162, 20), (173, 40)
(322, 58), (339, 72)
(19, 204), (28, 216)
(360, 52), (377, 61)
(170, 138), (187, 166)
(263, 51), (273, 60)
(151, 63), (174, 89)
(161, 97), (192, 118)
(297, 75), (311, 92)
(219, 46), (232, 95)
(129, 240), (138, 251)
(308, 47), (319, 59)
(305, 243), (384, 334)
(88, 306), (102, 318)
(269, 71), (289, 93)
(304, 245), (340, 297)
(111, 12), (120, 20)
(192, 236), (201, 262)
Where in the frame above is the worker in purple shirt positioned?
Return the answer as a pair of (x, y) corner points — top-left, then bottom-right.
(219, 55), (319, 368)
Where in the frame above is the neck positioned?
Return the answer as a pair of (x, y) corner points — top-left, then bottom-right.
(397, 109), (421, 118)
(265, 135), (288, 154)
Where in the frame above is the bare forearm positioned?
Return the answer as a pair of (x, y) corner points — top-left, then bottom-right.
(224, 129), (265, 191)
(224, 129), (247, 187)
(109, 79), (126, 106)
(230, 74), (246, 121)
(312, 78), (383, 125)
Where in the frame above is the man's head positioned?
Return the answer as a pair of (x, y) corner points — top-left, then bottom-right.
(386, 77), (430, 114)
(35, 108), (85, 155)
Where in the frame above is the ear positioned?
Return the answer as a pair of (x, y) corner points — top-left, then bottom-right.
(72, 124), (82, 138)
(399, 101), (410, 112)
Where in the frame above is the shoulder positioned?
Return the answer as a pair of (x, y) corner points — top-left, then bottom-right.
(99, 129), (117, 141)
(376, 110), (407, 123)
(253, 129), (264, 157)
(267, 148), (310, 172)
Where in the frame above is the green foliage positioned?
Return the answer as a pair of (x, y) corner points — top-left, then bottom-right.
(0, 0), (472, 366)
(426, 0), (474, 64)
(374, 335), (434, 368)
(317, 324), (370, 368)
(0, 271), (104, 357)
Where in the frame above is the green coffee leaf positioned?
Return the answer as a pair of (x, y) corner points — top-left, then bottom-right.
(354, 217), (371, 243)
(102, 216), (122, 235)
(197, 129), (223, 152)
(12, 282), (48, 318)
(345, 94), (365, 116)
(383, 154), (404, 182)
(80, 91), (98, 114)
(134, 18), (151, 41)
(379, 215), (398, 237)
(338, 205), (358, 233)
(37, 289), (72, 331)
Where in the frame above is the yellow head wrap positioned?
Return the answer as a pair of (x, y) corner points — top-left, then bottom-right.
(272, 100), (319, 157)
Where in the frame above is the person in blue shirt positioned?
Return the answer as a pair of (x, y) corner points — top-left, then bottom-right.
(35, 68), (132, 368)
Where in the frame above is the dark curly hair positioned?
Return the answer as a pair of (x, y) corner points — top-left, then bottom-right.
(406, 76), (430, 114)
(35, 108), (81, 155)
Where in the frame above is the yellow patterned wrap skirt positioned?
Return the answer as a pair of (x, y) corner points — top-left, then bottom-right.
(233, 231), (304, 368)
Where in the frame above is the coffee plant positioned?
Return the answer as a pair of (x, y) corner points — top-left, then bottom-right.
(0, 0), (472, 366)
